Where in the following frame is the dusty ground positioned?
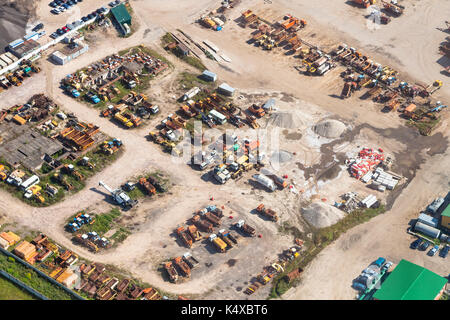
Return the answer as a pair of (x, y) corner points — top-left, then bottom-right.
(0, 0), (448, 300)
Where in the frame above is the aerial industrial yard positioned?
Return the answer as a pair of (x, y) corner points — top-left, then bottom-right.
(0, 0), (448, 303)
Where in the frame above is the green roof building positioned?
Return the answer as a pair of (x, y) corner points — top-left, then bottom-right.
(441, 202), (450, 230)
(373, 259), (447, 300)
(110, 3), (132, 26)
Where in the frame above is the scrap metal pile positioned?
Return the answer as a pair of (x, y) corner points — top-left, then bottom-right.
(347, 148), (385, 180)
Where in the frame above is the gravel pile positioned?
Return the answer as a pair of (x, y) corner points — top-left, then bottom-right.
(301, 202), (344, 228)
(268, 112), (302, 129)
(313, 119), (346, 138)
(270, 150), (293, 164)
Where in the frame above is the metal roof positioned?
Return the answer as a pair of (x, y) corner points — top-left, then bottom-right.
(373, 259), (447, 300)
(218, 82), (234, 93)
(110, 3), (132, 25)
(418, 213), (439, 228)
(441, 202), (450, 218)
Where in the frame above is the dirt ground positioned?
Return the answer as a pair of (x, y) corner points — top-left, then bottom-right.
(0, 0), (448, 300)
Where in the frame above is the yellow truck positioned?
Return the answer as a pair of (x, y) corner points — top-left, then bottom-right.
(114, 113), (133, 128)
(209, 234), (227, 253)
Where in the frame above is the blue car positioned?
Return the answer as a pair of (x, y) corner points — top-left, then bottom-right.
(373, 257), (386, 267)
(428, 245), (439, 256)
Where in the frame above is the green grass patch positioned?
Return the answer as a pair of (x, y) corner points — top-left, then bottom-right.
(69, 208), (121, 236)
(161, 32), (175, 45)
(0, 277), (36, 300)
(181, 56), (206, 71)
(178, 71), (213, 90)
(0, 253), (76, 300)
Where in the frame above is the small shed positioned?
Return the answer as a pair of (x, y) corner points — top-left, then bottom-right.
(218, 82), (235, 96)
(176, 43), (190, 56)
(110, 3), (132, 26)
(202, 70), (217, 82)
(417, 213), (439, 228)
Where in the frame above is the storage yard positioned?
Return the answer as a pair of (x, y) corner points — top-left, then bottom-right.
(0, 0), (448, 301)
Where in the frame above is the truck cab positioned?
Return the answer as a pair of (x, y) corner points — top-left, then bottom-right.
(149, 105), (159, 114)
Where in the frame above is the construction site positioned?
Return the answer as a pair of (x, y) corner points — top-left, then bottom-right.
(0, 0), (448, 302)
(0, 93), (124, 206)
(62, 46), (169, 129)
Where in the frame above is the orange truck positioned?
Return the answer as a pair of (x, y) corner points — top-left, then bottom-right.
(139, 177), (156, 195)
(174, 257), (191, 278)
(248, 104), (265, 117)
(352, 0), (376, 8)
(176, 227), (193, 248)
(165, 262), (179, 283)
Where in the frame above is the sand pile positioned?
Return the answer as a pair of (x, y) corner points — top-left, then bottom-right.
(268, 112), (303, 129)
(301, 202), (345, 228)
(313, 119), (346, 138)
(0, 1), (37, 50)
(270, 150), (293, 164)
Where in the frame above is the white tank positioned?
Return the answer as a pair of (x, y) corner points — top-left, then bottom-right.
(253, 174), (275, 191)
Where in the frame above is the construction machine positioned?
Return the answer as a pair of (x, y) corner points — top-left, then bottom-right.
(164, 262), (179, 283)
(235, 219), (256, 237)
(183, 252), (199, 269)
(139, 177), (156, 195)
(53, 173), (73, 191)
(209, 234), (228, 253)
(256, 204), (279, 222)
(419, 80), (443, 97)
(173, 257), (191, 277)
(187, 225), (202, 242)
(98, 181), (137, 209)
(176, 226), (193, 248)
(218, 229), (235, 248)
(248, 104), (265, 117)
(430, 101), (448, 113)
(191, 214), (214, 233)
(381, 0), (403, 16)
(148, 131), (165, 145)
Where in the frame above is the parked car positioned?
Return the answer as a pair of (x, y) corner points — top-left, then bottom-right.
(381, 261), (393, 272)
(50, 1), (58, 7)
(419, 241), (431, 251)
(32, 23), (44, 32)
(81, 16), (89, 22)
(428, 245), (439, 256)
(50, 32), (59, 39)
(56, 28), (64, 35)
(51, 8), (60, 14)
(439, 245), (449, 258)
(373, 257), (386, 268)
(410, 238), (423, 250)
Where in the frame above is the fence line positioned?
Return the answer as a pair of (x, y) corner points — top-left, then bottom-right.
(0, 269), (49, 300)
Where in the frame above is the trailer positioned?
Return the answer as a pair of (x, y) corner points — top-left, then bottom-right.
(183, 252), (199, 269)
(235, 219), (256, 237)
